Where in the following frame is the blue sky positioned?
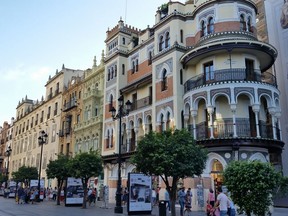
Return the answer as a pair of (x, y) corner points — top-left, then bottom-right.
(0, 0), (185, 125)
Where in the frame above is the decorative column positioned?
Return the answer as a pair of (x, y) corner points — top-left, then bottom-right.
(269, 108), (277, 140)
(134, 127), (139, 148)
(252, 104), (260, 138)
(275, 111), (282, 140)
(230, 104), (237, 138)
(126, 129), (131, 152)
(207, 106), (214, 139)
(184, 113), (190, 129)
(191, 110), (198, 139)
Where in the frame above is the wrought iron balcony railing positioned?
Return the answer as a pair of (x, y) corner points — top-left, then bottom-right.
(184, 69), (277, 93)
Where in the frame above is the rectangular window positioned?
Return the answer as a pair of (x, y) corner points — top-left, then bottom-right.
(204, 61), (214, 81)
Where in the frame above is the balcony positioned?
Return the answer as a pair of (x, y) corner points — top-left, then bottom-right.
(188, 120), (280, 140)
(83, 89), (102, 100)
(130, 96), (152, 111)
(65, 127), (71, 135)
(58, 130), (64, 137)
(74, 115), (103, 131)
(47, 93), (53, 100)
(62, 99), (78, 112)
(184, 69), (277, 93)
(55, 88), (59, 95)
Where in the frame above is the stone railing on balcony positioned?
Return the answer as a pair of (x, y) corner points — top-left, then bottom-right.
(83, 89), (102, 100)
(74, 115), (103, 131)
(184, 69), (277, 93)
(188, 119), (280, 140)
(130, 96), (152, 111)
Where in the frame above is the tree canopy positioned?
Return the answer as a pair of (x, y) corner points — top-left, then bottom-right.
(68, 150), (103, 208)
(131, 129), (207, 216)
(46, 154), (71, 205)
(11, 166), (38, 187)
(223, 161), (281, 216)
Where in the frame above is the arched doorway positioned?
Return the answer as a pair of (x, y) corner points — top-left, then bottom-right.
(210, 159), (224, 191)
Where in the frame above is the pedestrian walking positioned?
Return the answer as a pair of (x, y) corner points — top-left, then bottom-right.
(214, 187), (230, 216)
(164, 187), (171, 213)
(178, 187), (186, 216)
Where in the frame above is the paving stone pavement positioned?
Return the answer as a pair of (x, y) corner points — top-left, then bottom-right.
(0, 196), (287, 216)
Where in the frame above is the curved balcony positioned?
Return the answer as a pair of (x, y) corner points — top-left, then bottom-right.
(188, 120), (283, 150)
(188, 121), (280, 140)
(184, 68), (277, 93)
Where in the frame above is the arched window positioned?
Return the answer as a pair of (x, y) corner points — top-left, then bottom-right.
(247, 17), (252, 32)
(161, 69), (168, 91)
(159, 35), (164, 51)
(132, 61), (135, 73)
(107, 69), (111, 81)
(240, 14), (246, 31)
(180, 69), (183, 85)
(114, 65), (117, 77)
(111, 67), (114, 79)
(110, 129), (113, 148)
(160, 114), (165, 132)
(136, 59), (139, 72)
(201, 20), (206, 37)
(109, 94), (113, 111)
(207, 17), (214, 34)
(106, 130), (110, 148)
(122, 64), (125, 75)
(180, 29), (183, 43)
(165, 32), (170, 48)
(148, 51), (152, 65)
(122, 37), (125, 45)
(166, 112), (171, 130)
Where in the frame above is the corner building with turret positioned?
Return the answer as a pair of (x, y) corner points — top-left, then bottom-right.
(102, 0), (284, 207)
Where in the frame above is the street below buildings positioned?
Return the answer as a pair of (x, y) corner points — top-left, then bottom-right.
(0, 196), (288, 216)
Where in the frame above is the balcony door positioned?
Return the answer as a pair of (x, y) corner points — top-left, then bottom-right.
(245, 59), (254, 81)
(204, 61), (214, 83)
(249, 106), (256, 137)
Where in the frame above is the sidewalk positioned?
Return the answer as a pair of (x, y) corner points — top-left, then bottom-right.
(0, 197), (287, 216)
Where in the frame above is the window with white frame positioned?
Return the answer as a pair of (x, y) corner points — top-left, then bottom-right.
(239, 13), (253, 32)
(161, 69), (168, 91)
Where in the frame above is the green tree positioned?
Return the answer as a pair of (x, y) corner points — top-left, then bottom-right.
(0, 173), (8, 186)
(223, 161), (281, 216)
(11, 166), (38, 187)
(46, 154), (71, 205)
(68, 150), (103, 209)
(131, 129), (207, 216)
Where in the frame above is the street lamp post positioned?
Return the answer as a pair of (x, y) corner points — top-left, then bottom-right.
(5, 146), (12, 188)
(37, 130), (48, 202)
(109, 94), (132, 214)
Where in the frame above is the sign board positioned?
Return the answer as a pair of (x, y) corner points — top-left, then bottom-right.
(65, 177), (84, 205)
(197, 184), (204, 208)
(8, 181), (17, 198)
(30, 179), (45, 200)
(128, 173), (152, 215)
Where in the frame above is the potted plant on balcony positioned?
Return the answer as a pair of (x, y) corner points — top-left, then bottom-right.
(160, 3), (168, 18)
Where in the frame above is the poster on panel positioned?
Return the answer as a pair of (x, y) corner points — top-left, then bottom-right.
(30, 179), (45, 200)
(65, 177), (84, 205)
(128, 173), (152, 215)
(8, 181), (17, 198)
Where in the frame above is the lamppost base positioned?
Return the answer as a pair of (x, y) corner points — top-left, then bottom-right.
(114, 206), (123, 214)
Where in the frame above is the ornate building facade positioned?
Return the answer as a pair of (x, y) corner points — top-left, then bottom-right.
(102, 0), (284, 206)
(12, 66), (83, 188)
